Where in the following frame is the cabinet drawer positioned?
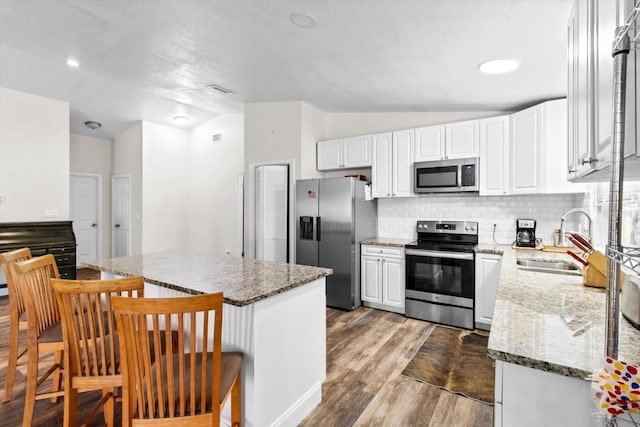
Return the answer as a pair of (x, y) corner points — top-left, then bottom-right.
(362, 245), (404, 258)
(58, 266), (77, 280)
(48, 246), (75, 255)
(53, 253), (76, 267)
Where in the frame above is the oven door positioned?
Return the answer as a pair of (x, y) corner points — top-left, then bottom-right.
(405, 249), (475, 303)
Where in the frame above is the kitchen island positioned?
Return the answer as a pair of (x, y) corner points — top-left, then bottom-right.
(481, 245), (640, 426)
(84, 252), (332, 427)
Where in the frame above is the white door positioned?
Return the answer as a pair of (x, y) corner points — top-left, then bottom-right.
(479, 116), (510, 196)
(392, 129), (414, 197)
(371, 132), (392, 198)
(361, 255), (381, 303)
(446, 120), (479, 159)
(111, 175), (131, 257)
(342, 135), (371, 168)
(70, 173), (101, 265)
(414, 124), (445, 161)
(316, 139), (343, 170)
(382, 256), (405, 309)
(510, 106), (540, 194)
(255, 165), (288, 262)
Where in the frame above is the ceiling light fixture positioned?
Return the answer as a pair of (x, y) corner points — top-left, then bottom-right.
(84, 121), (102, 130)
(289, 13), (317, 29)
(478, 59), (519, 74)
(206, 84), (233, 94)
(173, 116), (190, 124)
(66, 58), (80, 68)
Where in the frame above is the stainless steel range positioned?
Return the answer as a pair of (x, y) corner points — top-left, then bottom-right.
(405, 220), (478, 329)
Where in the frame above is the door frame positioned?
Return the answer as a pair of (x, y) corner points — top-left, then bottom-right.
(248, 159), (295, 262)
(111, 174), (132, 257)
(70, 172), (104, 264)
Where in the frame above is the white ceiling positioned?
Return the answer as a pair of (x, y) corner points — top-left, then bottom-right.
(0, 0), (573, 139)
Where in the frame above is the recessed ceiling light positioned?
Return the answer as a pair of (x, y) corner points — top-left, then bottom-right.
(66, 58), (80, 68)
(478, 59), (519, 74)
(290, 13), (317, 29)
(206, 84), (233, 94)
(173, 116), (190, 124)
(84, 121), (102, 130)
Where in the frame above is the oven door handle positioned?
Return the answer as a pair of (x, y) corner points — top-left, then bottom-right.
(405, 249), (474, 260)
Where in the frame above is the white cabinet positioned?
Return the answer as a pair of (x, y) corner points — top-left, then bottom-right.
(316, 135), (371, 170)
(479, 116), (510, 196)
(510, 99), (585, 195)
(414, 120), (479, 162)
(371, 129), (414, 198)
(361, 245), (405, 314)
(474, 253), (502, 330)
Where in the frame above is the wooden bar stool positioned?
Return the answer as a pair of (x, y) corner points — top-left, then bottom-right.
(15, 254), (65, 427)
(0, 247), (32, 403)
(112, 292), (242, 426)
(51, 276), (145, 427)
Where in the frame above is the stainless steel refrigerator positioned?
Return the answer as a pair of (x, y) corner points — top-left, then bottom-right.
(296, 177), (377, 310)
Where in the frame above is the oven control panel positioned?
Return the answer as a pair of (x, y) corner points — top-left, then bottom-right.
(416, 220), (478, 235)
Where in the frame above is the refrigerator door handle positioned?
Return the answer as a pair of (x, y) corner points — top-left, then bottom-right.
(316, 217), (321, 241)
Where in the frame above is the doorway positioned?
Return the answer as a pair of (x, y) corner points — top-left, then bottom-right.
(70, 173), (102, 265)
(111, 175), (131, 257)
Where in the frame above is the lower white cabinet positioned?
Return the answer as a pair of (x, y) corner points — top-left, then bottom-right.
(475, 252), (502, 330)
(361, 245), (405, 314)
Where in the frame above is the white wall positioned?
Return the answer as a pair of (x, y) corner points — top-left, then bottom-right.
(141, 121), (189, 253)
(113, 122), (143, 255)
(70, 133), (112, 257)
(0, 87), (70, 221)
(188, 114), (244, 256)
(300, 103), (326, 179)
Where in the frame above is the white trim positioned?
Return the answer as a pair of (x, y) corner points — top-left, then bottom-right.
(70, 172), (104, 264)
(237, 173), (244, 257)
(248, 159), (296, 262)
(269, 381), (323, 427)
(111, 174), (132, 257)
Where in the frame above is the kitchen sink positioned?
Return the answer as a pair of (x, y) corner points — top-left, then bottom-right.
(516, 259), (581, 276)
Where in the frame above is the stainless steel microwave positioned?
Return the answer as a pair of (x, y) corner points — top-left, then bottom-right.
(414, 157), (479, 194)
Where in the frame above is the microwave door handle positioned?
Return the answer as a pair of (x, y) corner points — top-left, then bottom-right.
(457, 166), (462, 188)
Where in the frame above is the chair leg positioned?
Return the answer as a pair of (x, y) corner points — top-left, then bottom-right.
(50, 349), (63, 403)
(231, 373), (241, 427)
(22, 347), (39, 427)
(3, 324), (20, 403)
(63, 381), (78, 427)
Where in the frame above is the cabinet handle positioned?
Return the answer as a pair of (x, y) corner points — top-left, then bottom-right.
(581, 157), (596, 165)
(568, 168), (576, 174)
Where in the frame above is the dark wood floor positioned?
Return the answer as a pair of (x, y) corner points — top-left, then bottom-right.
(0, 269), (493, 426)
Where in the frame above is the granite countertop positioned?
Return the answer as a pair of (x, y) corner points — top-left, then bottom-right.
(360, 238), (414, 247)
(484, 245), (640, 379)
(83, 252), (332, 307)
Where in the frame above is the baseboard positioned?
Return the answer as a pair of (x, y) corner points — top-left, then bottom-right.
(269, 381), (323, 427)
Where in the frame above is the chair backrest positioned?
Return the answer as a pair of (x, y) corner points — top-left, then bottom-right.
(0, 247), (32, 319)
(112, 292), (224, 425)
(51, 276), (144, 379)
(16, 254), (60, 337)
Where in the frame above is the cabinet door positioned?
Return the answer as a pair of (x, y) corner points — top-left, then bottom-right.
(575, 0), (596, 176)
(382, 256), (405, 311)
(479, 116), (510, 196)
(593, 0), (616, 162)
(475, 253), (502, 328)
(361, 254), (381, 303)
(392, 129), (414, 197)
(343, 135), (371, 168)
(317, 139), (343, 170)
(414, 125), (445, 161)
(446, 120), (479, 159)
(371, 133), (392, 198)
(567, 5), (578, 180)
(510, 106), (540, 194)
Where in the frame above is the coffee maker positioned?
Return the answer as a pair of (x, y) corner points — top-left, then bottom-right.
(515, 219), (537, 248)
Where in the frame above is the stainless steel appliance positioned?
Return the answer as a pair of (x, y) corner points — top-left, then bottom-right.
(622, 274), (640, 330)
(405, 220), (478, 329)
(515, 219), (536, 248)
(296, 177), (377, 310)
(414, 157), (479, 194)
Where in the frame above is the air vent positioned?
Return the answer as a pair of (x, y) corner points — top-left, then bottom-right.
(206, 85), (233, 94)
(212, 134), (222, 143)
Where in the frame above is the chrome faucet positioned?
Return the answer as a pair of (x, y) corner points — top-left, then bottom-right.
(560, 208), (593, 243)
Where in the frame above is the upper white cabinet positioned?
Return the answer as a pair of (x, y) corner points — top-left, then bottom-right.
(317, 135), (371, 171)
(372, 129), (414, 198)
(479, 116), (510, 196)
(510, 99), (585, 195)
(414, 120), (479, 162)
(568, 0), (640, 181)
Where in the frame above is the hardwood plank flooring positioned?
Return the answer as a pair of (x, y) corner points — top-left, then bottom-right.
(0, 270), (493, 426)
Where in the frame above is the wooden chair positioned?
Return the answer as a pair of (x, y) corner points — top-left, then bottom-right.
(15, 254), (65, 427)
(112, 292), (242, 426)
(51, 276), (145, 427)
(0, 247), (32, 403)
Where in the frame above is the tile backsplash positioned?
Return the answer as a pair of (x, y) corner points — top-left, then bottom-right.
(377, 193), (585, 245)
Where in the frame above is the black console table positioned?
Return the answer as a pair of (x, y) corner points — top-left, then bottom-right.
(0, 221), (77, 286)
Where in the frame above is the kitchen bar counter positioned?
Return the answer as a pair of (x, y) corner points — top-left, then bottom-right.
(85, 252), (331, 427)
(83, 252), (332, 306)
(482, 244), (640, 378)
